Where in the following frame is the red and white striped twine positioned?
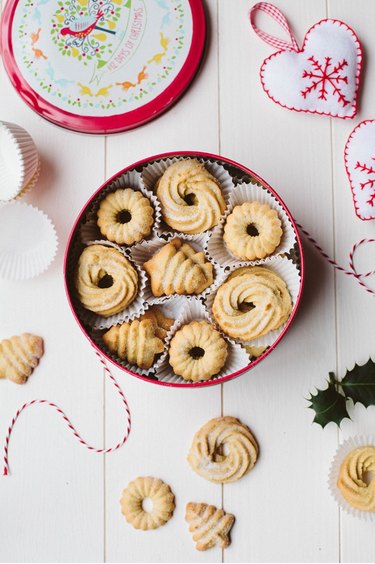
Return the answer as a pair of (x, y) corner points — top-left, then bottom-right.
(249, 2), (300, 52)
(2, 349), (131, 476)
(296, 222), (375, 296)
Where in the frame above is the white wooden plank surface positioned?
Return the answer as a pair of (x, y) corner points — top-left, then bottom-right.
(1, 0), (375, 562)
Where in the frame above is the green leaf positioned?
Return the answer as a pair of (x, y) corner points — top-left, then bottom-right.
(97, 60), (106, 69)
(341, 358), (375, 407)
(307, 373), (350, 428)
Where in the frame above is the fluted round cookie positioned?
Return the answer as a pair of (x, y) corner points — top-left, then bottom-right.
(212, 266), (292, 341)
(169, 321), (228, 382)
(120, 476), (175, 530)
(188, 416), (258, 483)
(337, 446), (375, 512)
(223, 201), (282, 260)
(156, 159), (226, 234)
(75, 244), (138, 317)
(97, 188), (154, 245)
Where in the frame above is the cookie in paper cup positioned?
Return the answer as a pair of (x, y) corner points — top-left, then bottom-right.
(329, 436), (375, 521)
(206, 181), (297, 268)
(141, 156), (234, 238)
(156, 299), (250, 385)
(71, 240), (147, 331)
(130, 233), (222, 305)
(0, 121), (40, 203)
(205, 257), (301, 348)
(80, 169), (161, 246)
(0, 201), (57, 281)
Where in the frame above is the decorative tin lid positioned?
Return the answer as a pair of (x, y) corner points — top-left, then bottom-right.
(1, 0), (205, 133)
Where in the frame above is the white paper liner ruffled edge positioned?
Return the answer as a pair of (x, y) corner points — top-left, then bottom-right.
(80, 169), (162, 246)
(328, 435), (375, 521)
(0, 121), (40, 202)
(206, 181), (297, 268)
(72, 240), (147, 330)
(205, 256), (301, 348)
(130, 233), (224, 306)
(0, 202), (58, 281)
(155, 298), (250, 385)
(140, 156), (234, 239)
(91, 297), (187, 377)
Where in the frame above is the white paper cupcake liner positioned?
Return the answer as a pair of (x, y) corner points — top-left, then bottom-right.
(328, 436), (375, 521)
(92, 297), (188, 378)
(140, 156), (234, 238)
(206, 181), (297, 269)
(0, 121), (40, 202)
(205, 257), (301, 348)
(82, 169), (161, 246)
(73, 240), (147, 330)
(0, 202), (58, 281)
(155, 298), (250, 385)
(130, 233), (223, 305)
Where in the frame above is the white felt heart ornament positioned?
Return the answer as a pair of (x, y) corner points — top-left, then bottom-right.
(250, 3), (362, 119)
(345, 120), (375, 220)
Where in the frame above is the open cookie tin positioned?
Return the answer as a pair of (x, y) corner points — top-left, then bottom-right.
(64, 151), (304, 387)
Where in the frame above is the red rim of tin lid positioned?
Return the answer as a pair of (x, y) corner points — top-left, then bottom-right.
(1, 1), (206, 134)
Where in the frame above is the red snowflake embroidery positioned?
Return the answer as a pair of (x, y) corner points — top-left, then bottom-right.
(355, 158), (375, 206)
(301, 56), (349, 107)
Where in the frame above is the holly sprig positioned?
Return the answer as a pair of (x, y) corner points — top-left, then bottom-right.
(307, 358), (375, 428)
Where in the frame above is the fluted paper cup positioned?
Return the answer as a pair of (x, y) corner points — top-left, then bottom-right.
(328, 435), (375, 521)
(0, 202), (57, 280)
(206, 181), (297, 269)
(0, 121), (40, 203)
(156, 299), (250, 385)
(80, 169), (161, 245)
(205, 257), (301, 348)
(140, 156), (234, 238)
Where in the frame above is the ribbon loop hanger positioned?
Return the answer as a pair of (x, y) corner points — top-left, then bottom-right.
(250, 2), (300, 52)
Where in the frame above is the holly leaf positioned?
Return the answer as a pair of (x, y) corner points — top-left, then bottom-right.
(341, 358), (375, 407)
(307, 373), (350, 428)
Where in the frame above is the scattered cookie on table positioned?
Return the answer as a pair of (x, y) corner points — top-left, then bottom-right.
(212, 266), (292, 341)
(143, 238), (213, 297)
(0, 333), (44, 384)
(223, 201), (282, 260)
(97, 188), (154, 245)
(185, 502), (235, 551)
(187, 416), (258, 483)
(156, 159), (226, 234)
(120, 476), (175, 530)
(169, 320), (228, 382)
(75, 244), (138, 317)
(337, 446), (375, 512)
(139, 307), (174, 339)
(103, 319), (164, 369)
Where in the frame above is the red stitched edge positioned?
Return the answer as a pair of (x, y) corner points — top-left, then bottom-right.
(259, 19), (363, 120)
(344, 119), (375, 221)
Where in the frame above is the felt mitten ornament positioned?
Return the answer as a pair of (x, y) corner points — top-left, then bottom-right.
(345, 120), (375, 220)
(250, 2), (362, 119)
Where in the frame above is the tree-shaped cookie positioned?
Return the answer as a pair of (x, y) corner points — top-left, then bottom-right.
(103, 319), (164, 369)
(185, 502), (235, 551)
(0, 333), (44, 384)
(143, 238), (213, 297)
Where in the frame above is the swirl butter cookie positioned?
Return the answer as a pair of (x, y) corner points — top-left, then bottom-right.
(0, 333), (44, 385)
(187, 416), (258, 483)
(337, 446), (375, 512)
(75, 244), (138, 317)
(156, 159), (226, 234)
(212, 266), (292, 341)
